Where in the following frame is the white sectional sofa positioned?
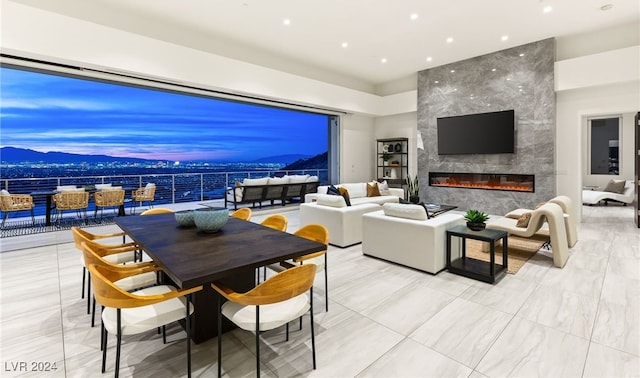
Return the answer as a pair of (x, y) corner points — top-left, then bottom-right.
(361, 203), (464, 274)
(299, 182), (404, 247)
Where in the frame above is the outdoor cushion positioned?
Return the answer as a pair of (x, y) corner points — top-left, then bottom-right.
(267, 176), (289, 184)
(243, 177), (269, 186)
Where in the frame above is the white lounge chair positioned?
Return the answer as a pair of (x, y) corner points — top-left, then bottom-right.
(582, 180), (634, 206)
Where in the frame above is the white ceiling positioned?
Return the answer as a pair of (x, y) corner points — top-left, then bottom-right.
(9, 0), (640, 88)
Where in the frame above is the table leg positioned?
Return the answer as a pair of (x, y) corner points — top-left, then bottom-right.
(489, 240), (495, 279)
(446, 232), (452, 269)
(45, 195), (53, 226)
(502, 236), (508, 271)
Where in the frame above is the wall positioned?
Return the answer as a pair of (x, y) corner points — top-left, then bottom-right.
(374, 112), (418, 179)
(341, 115), (375, 183)
(416, 39), (556, 215)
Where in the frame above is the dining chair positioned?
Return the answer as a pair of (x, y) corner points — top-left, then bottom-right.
(71, 227), (139, 314)
(89, 263), (202, 378)
(230, 207), (252, 221)
(82, 240), (160, 327)
(130, 183), (156, 214)
(53, 191), (89, 226)
(140, 207), (173, 215)
(211, 264), (317, 377)
(93, 189), (125, 222)
(0, 190), (35, 228)
(259, 214), (288, 282)
(267, 224), (330, 311)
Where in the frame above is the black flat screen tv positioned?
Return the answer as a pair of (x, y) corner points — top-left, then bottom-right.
(437, 109), (515, 155)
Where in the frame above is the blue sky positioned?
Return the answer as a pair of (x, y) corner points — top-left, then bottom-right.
(0, 66), (329, 162)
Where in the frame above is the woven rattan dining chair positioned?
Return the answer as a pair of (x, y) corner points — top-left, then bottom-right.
(230, 207), (252, 221)
(94, 189), (125, 222)
(266, 224), (330, 311)
(211, 264), (317, 377)
(130, 183), (156, 214)
(53, 191), (89, 226)
(72, 227), (139, 315)
(82, 240), (160, 327)
(0, 190), (35, 228)
(89, 263), (202, 378)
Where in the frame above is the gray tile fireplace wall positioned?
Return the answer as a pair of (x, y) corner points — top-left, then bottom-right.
(417, 38), (556, 216)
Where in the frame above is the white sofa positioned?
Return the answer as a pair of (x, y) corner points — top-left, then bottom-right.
(362, 203), (465, 274)
(299, 182), (403, 247)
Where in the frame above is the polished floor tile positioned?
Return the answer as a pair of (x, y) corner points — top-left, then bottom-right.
(0, 203), (638, 377)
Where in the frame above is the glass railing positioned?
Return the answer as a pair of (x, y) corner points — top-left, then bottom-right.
(1, 169), (328, 217)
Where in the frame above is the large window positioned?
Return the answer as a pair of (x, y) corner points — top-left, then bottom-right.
(588, 116), (620, 175)
(0, 64), (332, 178)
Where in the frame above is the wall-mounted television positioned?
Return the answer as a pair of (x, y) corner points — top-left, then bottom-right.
(437, 109), (515, 155)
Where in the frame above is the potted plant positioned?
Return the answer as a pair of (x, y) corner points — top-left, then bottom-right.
(406, 175), (419, 203)
(464, 209), (489, 231)
(381, 152), (392, 166)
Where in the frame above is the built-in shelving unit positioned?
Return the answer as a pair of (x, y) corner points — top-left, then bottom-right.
(376, 138), (408, 194)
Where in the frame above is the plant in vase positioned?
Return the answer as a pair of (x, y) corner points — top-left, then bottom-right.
(464, 209), (489, 231)
(406, 175), (419, 203)
(381, 152), (392, 166)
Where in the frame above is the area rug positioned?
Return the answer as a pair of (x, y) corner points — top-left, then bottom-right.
(1, 216), (117, 238)
(464, 235), (548, 274)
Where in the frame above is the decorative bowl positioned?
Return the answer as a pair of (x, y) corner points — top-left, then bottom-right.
(174, 210), (195, 227)
(194, 207), (229, 233)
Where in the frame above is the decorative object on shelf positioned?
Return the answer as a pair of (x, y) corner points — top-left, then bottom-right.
(194, 207), (229, 233)
(464, 209), (489, 231)
(394, 143), (402, 152)
(382, 144), (389, 153)
(387, 144), (395, 152)
(382, 152), (392, 166)
(406, 175), (419, 203)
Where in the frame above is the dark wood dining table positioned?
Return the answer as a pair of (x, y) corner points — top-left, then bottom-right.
(115, 213), (326, 343)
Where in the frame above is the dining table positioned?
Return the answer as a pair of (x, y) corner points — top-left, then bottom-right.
(115, 213), (326, 343)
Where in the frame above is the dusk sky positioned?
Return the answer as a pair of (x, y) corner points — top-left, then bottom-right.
(0, 66), (329, 162)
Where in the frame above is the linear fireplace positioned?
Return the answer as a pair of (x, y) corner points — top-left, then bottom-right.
(429, 172), (535, 193)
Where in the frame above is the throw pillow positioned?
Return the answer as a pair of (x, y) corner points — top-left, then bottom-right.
(516, 212), (532, 228)
(366, 182), (381, 197)
(338, 187), (351, 206)
(378, 180), (391, 195)
(234, 181), (242, 188)
(535, 201), (547, 209)
(327, 185), (341, 196)
(603, 179), (626, 194)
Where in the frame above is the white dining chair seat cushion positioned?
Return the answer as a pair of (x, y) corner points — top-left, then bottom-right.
(102, 251), (137, 264)
(101, 285), (193, 335)
(114, 271), (158, 292)
(221, 293), (310, 331)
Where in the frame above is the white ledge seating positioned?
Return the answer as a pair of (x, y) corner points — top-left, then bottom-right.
(362, 204), (464, 274)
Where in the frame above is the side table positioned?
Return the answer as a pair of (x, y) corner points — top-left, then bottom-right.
(446, 224), (508, 284)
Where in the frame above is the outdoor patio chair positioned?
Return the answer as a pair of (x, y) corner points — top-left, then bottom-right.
(130, 183), (156, 214)
(53, 191), (89, 226)
(94, 189), (125, 222)
(0, 190), (35, 228)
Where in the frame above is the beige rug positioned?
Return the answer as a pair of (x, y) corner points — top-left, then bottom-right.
(464, 235), (548, 274)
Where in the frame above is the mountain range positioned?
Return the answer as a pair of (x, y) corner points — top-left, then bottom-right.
(0, 147), (313, 165)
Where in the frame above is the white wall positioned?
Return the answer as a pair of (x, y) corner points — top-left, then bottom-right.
(341, 115), (375, 183)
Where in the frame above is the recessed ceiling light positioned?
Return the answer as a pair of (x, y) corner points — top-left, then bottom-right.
(426, 57), (433, 62)
(501, 35), (509, 42)
(600, 4), (613, 11)
(519, 53), (525, 57)
(491, 68), (497, 72)
(283, 18), (291, 25)
(450, 70), (455, 73)
(446, 37), (454, 43)
(543, 5), (553, 13)
(381, 58), (387, 63)
(434, 80), (439, 84)
(453, 88), (457, 91)
(341, 42), (348, 48)
(410, 13), (419, 20)
(506, 77), (511, 81)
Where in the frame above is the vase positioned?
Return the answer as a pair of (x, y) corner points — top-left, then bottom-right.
(466, 222), (486, 231)
(394, 143), (402, 152)
(409, 195), (420, 204)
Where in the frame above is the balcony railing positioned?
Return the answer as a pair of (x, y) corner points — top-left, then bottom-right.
(1, 169), (328, 217)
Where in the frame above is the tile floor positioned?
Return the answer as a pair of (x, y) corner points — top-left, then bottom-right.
(0, 204), (638, 377)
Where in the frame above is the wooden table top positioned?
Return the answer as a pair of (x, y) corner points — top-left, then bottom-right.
(115, 213), (325, 289)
